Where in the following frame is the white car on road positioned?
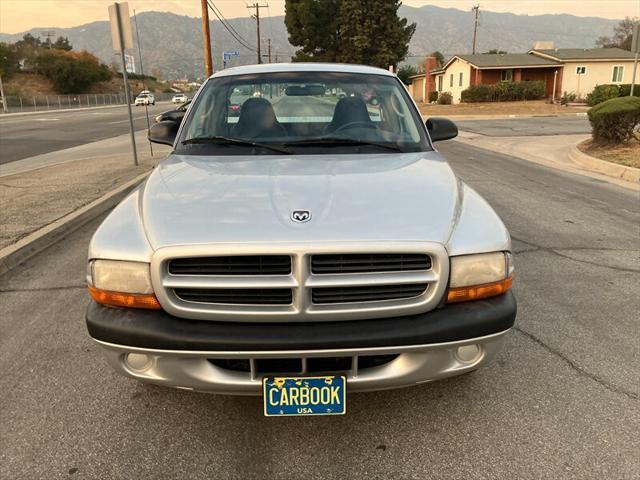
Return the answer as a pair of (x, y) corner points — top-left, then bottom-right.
(172, 93), (188, 104)
(134, 93), (155, 106)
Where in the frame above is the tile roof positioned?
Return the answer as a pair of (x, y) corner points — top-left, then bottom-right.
(455, 53), (561, 68)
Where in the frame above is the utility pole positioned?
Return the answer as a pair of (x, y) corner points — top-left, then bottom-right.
(40, 30), (56, 48)
(267, 38), (272, 63)
(201, 0), (213, 76)
(471, 5), (480, 54)
(247, 3), (268, 64)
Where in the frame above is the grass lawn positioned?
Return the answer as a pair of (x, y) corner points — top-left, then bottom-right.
(578, 138), (640, 169)
(418, 100), (588, 117)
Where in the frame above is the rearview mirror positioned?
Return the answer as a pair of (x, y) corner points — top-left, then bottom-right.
(285, 85), (326, 96)
(426, 117), (458, 142)
(149, 120), (179, 146)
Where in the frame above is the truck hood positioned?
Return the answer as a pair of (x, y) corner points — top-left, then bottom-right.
(141, 152), (461, 249)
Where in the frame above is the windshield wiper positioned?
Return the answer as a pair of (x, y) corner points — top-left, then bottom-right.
(284, 137), (403, 152)
(182, 136), (291, 154)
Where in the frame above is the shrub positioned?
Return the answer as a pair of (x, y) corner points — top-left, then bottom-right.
(587, 96), (640, 144)
(587, 84), (640, 106)
(33, 50), (111, 94)
(437, 91), (452, 104)
(561, 91), (577, 105)
(428, 91), (438, 103)
(460, 80), (545, 102)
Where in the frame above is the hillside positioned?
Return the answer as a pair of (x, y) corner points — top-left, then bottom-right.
(0, 5), (619, 80)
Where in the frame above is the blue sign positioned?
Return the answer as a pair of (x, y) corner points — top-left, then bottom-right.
(263, 376), (346, 416)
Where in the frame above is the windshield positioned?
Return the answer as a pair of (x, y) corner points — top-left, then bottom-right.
(176, 71), (430, 155)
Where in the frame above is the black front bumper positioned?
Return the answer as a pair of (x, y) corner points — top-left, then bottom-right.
(86, 292), (516, 351)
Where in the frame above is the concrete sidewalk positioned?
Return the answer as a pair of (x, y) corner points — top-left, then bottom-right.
(453, 131), (639, 191)
(0, 133), (171, 261)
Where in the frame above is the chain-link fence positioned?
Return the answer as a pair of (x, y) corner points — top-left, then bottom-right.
(0, 92), (175, 114)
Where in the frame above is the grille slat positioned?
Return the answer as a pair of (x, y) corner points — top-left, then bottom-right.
(175, 288), (293, 305)
(311, 283), (428, 304)
(311, 254), (431, 274)
(169, 255), (291, 275)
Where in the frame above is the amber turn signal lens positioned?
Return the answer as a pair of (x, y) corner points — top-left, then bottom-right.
(447, 276), (513, 303)
(88, 286), (162, 310)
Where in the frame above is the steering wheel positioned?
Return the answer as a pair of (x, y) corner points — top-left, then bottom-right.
(334, 121), (377, 133)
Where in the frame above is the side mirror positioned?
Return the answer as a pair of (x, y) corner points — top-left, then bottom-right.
(149, 120), (179, 146)
(426, 117), (458, 142)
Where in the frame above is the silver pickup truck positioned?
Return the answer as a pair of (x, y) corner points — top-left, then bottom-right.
(86, 64), (515, 416)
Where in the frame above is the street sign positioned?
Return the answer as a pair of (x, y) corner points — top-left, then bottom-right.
(108, 2), (138, 166)
(222, 51), (240, 69)
(124, 53), (136, 73)
(109, 2), (134, 51)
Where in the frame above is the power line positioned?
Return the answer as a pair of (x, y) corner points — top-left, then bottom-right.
(208, 0), (257, 52)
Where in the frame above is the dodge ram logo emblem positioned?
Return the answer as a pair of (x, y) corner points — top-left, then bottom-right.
(291, 209), (312, 223)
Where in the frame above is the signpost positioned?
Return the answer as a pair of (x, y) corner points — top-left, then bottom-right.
(109, 2), (138, 166)
(223, 51), (240, 69)
(631, 23), (639, 96)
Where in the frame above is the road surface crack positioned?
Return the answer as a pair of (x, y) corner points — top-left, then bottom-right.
(511, 236), (640, 273)
(514, 327), (639, 401)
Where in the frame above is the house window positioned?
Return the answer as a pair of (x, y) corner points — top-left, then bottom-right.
(450, 74), (453, 87)
(459, 72), (463, 86)
(576, 66), (586, 75)
(500, 69), (513, 82)
(612, 66), (624, 83)
(438, 75), (443, 92)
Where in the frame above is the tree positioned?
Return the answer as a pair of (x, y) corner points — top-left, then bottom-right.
(431, 51), (444, 67)
(483, 49), (507, 54)
(33, 50), (111, 93)
(0, 43), (20, 76)
(397, 64), (418, 84)
(285, 0), (342, 62)
(53, 36), (72, 51)
(337, 0), (416, 68)
(596, 17), (639, 50)
(285, 0), (416, 68)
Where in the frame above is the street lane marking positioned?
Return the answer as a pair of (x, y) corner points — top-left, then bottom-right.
(35, 118), (61, 121)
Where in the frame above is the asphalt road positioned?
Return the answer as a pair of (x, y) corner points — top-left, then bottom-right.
(1, 128), (639, 479)
(455, 116), (590, 136)
(0, 103), (172, 164)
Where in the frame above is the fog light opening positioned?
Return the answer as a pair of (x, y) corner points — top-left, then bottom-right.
(125, 353), (153, 372)
(456, 344), (483, 364)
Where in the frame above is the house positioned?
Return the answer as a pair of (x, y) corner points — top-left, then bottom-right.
(408, 47), (639, 104)
(528, 48), (639, 99)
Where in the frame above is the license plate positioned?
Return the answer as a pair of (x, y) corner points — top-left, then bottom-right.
(263, 376), (346, 416)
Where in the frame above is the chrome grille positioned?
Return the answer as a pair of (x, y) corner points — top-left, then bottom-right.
(169, 255), (291, 275)
(174, 287), (293, 305)
(311, 283), (429, 304)
(151, 242), (448, 322)
(311, 253), (430, 274)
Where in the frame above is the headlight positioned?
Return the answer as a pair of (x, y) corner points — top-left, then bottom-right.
(87, 260), (161, 309)
(447, 252), (513, 303)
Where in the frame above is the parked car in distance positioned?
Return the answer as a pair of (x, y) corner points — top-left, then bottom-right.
(172, 93), (189, 104)
(86, 63), (516, 418)
(134, 93), (155, 106)
(154, 100), (191, 123)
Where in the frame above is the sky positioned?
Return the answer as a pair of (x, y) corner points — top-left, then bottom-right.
(1, 0), (638, 34)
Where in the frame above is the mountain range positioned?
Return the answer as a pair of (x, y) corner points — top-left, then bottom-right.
(0, 5), (620, 80)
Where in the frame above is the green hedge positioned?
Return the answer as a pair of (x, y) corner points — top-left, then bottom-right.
(587, 84), (640, 106)
(587, 96), (640, 144)
(428, 91), (438, 103)
(461, 80), (545, 102)
(437, 91), (452, 105)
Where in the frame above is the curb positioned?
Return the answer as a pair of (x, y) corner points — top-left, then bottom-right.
(568, 142), (640, 183)
(0, 172), (150, 276)
(0, 101), (172, 118)
(421, 112), (587, 120)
